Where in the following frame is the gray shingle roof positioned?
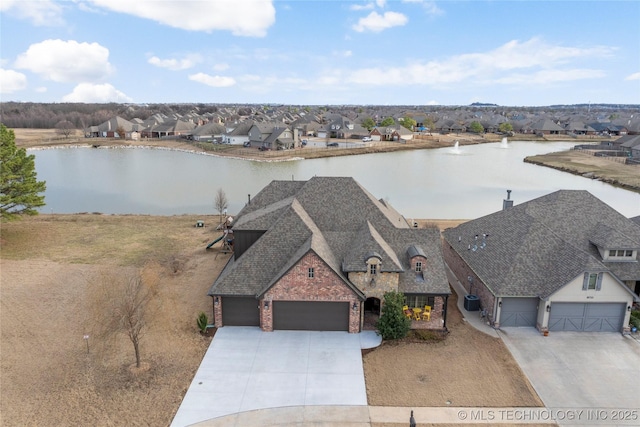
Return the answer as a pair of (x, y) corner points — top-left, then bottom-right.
(210, 177), (450, 297)
(443, 190), (640, 297)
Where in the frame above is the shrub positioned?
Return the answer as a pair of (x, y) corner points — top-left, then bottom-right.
(197, 312), (208, 333)
(376, 291), (411, 340)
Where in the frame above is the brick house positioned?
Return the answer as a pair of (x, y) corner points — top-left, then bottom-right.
(208, 177), (450, 333)
(442, 190), (639, 334)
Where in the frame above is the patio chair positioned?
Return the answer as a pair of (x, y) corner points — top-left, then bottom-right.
(402, 305), (412, 318)
(421, 310), (431, 321)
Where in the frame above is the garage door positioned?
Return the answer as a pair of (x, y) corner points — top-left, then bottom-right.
(548, 303), (625, 332)
(222, 297), (260, 326)
(273, 301), (349, 331)
(500, 298), (538, 327)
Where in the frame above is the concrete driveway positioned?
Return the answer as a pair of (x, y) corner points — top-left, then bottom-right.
(499, 328), (640, 409)
(171, 327), (381, 427)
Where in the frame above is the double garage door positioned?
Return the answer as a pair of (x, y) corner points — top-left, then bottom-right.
(273, 301), (349, 331)
(549, 303), (625, 332)
(222, 298), (350, 331)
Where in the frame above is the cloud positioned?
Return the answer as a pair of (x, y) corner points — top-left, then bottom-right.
(352, 11), (408, 33)
(62, 83), (132, 102)
(340, 38), (616, 86)
(148, 54), (202, 71)
(189, 73), (236, 87)
(350, 3), (375, 11)
(0, 0), (64, 26)
(625, 72), (640, 81)
(0, 69), (28, 93)
(401, 0), (443, 16)
(14, 39), (113, 83)
(86, 0), (275, 37)
(213, 63), (230, 72)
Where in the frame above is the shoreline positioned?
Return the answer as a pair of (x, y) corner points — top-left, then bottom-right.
(16, 129), (639, 192)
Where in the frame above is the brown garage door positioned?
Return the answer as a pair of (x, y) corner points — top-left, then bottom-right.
(273, 301), (349, 331)
(222, 297), (260, 326)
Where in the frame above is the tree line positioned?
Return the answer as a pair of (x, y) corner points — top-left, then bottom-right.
(0, 102), (220, 129)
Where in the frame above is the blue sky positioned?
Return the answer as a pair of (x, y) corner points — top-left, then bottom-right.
(1, 0), (639, 106)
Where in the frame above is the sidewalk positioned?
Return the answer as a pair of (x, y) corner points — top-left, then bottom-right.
(444, 265), (500, 338)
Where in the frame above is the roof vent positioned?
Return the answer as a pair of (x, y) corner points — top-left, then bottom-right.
(503, 189), (514, 210)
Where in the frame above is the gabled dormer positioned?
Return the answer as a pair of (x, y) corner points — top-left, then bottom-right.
(407, 245), (428, 278)
(589, 223), (640, 263)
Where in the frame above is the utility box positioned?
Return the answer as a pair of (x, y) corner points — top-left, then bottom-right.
(464, 294), (480, 311)
(195, 220), (204, 228)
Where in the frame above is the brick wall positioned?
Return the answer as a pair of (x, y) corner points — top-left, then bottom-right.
(262, 251), (360, 333)
(213, 297), (223, 326)
(442, 241), (496, 323)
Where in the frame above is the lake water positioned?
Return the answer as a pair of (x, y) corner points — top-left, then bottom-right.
(32, 141), (640, 219)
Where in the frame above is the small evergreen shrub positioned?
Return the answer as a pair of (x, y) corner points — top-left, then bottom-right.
(197, 312), (208, 333)
(376, 291), (411, 340)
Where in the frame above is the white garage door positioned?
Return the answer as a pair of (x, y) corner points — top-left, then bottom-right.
(548, 303), (625, 332)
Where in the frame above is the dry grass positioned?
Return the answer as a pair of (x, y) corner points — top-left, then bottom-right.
(1, 214), (231, 427)
(525, 150), (640, 193)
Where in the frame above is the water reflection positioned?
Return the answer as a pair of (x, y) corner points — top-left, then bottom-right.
(32, 141), (640, 219)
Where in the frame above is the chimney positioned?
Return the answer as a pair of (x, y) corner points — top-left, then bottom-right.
(503, 189), (513, 210)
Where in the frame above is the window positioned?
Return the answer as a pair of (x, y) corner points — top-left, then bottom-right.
(583, 272), (603, 291)
(625, 250), (633, 257)
(415, 262), (422, 272)
(308, 268), (314, 278)
(370, 264), (377, 275)
(405, 295), (435, 309)
(609, 250), (617, 257)
(609, 249), (634, 258)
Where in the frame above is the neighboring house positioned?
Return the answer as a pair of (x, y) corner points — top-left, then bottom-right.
(191, 122), (227, 142)
(528, 119), (565, 135)
(616, 134), (640, 159)
(86, 116), (137, 138)
(208, 177), (451, 333)
(564, 121), (597, 135)
(222, 120), (253, 145)
(247, 122), (296, 149)
(443, 190), (639, 334)
(370, 125), (413, 142)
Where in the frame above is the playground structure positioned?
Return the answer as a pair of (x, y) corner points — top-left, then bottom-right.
(206, 216), (234, 253)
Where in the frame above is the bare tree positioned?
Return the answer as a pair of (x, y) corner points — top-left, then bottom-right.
(214, 188), (228, 223)
(90, 267), (155, 368)
(55, 120), (75, 138)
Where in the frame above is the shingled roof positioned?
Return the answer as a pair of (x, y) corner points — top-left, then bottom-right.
(210, 177), (450, 297)
(443, 190), (640, 297)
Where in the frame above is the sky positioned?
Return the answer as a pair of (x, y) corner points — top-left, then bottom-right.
(1, 0), (639, 106)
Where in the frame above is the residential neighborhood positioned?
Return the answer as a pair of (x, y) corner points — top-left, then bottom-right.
(67, 103), (640, 160)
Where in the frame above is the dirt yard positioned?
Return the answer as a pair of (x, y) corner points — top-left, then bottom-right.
(1, 215), (541, 426)
(363, 291), (543, 408)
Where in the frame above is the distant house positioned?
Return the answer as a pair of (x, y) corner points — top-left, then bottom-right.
(223, 120), (253, 145)
(191, 122), (227, 142)
(370, 125), (413, 142)
(443, 190), (639, 334)
(528, 119), (565, 135)
(209, 177), (451, 333)
(564, 121), (597, 136)
(247, 123), (296, 149)
(86, 116), (137, 138)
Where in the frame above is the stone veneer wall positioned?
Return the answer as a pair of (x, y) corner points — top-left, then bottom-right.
(349, 271), (399, 301)
(442, 241), (496, 324)
(261, 251), (360, 333)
